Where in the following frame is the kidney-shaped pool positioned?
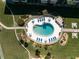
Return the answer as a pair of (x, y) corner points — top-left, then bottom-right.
(33, 23), (54, 36)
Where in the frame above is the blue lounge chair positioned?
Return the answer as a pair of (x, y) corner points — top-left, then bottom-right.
(49, 39), (50, 42)
(41, 38), (42, 42)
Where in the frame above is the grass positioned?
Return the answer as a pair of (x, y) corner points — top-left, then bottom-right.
(48, 18), (79, 59)
(0, 30), (28, 59)
(25, 18), (79, 59)
(64, 18), (79, 28)
(0, 0), (28, 59)
(15, 17), (79, 59)
(0, 0), (13, 27)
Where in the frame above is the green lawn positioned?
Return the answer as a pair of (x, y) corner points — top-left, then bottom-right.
(15, 17), (79, 59)
(26, 18), (79, 59)
(64, 18), (79, 28)
(45, 18), (79, 59)
(0, 0), (28, 59)
(49, 33), (79, 59)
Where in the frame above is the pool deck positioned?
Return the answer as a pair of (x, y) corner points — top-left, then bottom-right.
(26, 16), (62, 45)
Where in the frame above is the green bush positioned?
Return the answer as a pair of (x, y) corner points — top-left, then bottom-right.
(20, 39), (24, 44)
(24, 42), (28, 47)
(35, 49), (40, 57)
(17, 19), (25, 26)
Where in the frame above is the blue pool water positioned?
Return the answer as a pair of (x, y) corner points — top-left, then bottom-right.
(33, 23), (54, 36)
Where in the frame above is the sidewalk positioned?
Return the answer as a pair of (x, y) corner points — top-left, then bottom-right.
(0, 45), (4, 59)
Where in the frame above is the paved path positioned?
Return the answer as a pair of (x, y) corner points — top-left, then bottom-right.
(6, 5), (31, 59)
(62, 28), (79, 32)
(0, 22), (26, 30)
(0, 45), (4, 59)
(1, 22), (79, 33)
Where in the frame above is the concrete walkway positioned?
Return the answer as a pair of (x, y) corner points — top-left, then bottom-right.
(4, 5), (31, 59)
(1, 22), (79, 33)
(62, 28), (79, 32)
(0, 45), (4, 59)
(0, 22), (26, 30)
(6, 5), (31, 59)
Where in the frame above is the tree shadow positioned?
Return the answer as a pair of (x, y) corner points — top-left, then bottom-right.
(4, 3), (79, 18)
(4, 3), (43, 15)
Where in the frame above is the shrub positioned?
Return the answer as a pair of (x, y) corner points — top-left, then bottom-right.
(24, 42), (28, 47)
(20, 39), (24, 44)
(45, 52), (51, 59)
(17, 19), (25, 26)
(35, 49), (40, 57)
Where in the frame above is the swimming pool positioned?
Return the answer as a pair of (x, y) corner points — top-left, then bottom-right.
(33, 23), (54, 36)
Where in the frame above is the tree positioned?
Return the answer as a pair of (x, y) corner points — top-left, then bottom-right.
(35, 49), (40, 57)
(24, 42), (28, 47)
(20, 39), (24, 44)
(47, 52), (51, 56)
(20, 15), (29, 20)
(44, 45), (48, 50)
(17, 19), (25, 26)
(45, 52), (51, 59)
(45, 55), (50, 59)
